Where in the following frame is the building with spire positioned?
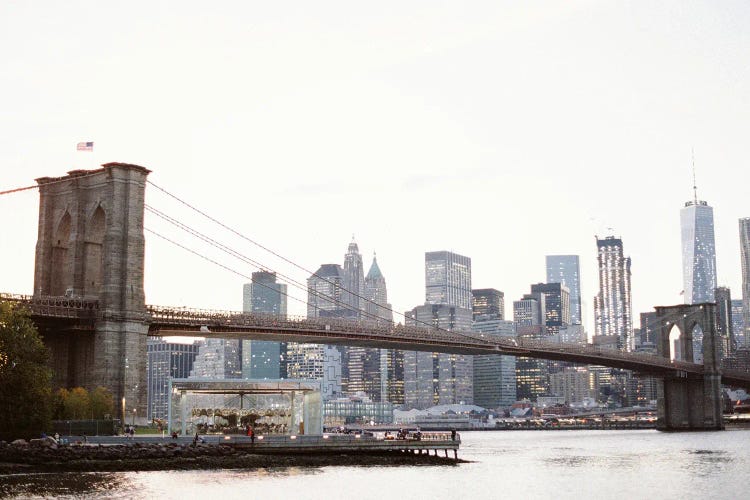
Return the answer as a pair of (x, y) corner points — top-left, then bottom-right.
(593, 236), (633, 352)
(680, 174), (717, 304)
(364, 254), (401, 403)
(343, 238), (366, 317)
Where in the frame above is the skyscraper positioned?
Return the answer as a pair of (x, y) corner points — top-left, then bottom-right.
(302, 263), (354, 400)
(425, 251), (472, 309)
(242, 271), (287, 379)
(546, 255), (582, 325)
(731, 300), (746, 349)
(639, 311), (658, 346)
(307, 264), (352, 319)
(714, 287), (734, 357)
(343, 239), (366, 316)
(404, 250), (474, 409)
(513, 294), (544, 327)
(513, 296), (548, 401)
(404, 304), (473, 408)
(146, 338), (200, 421)
(593, 236), (633, 351)
(530, 282), (571, 338)
(740, 218), (750, 348)
(472, 298), (516, 408)
(189, 338), (243, 378)
(340, 240), (374, 399)
(681, 197), (717, 304)
(472, 288), (505, 320)
(363, 254), (399, 403)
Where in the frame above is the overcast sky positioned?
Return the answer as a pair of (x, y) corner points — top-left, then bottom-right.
(1, 1), (748, 335)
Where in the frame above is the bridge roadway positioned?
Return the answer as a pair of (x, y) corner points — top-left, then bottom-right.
(4, 293), (750, 388)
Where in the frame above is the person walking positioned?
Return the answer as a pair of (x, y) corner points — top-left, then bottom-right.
(249, 427), (255, 445)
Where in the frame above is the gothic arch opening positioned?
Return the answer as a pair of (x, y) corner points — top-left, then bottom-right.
(50, 212), (72, 295)
(83, 206), (106, 297)
(668, 324), (683, 362)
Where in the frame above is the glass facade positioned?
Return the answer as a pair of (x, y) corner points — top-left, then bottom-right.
(146, 338), (200, 421)
(242, 271), (287, 380)
(514, 325), (549, 401)
(530, 282), (571, 337)
(323, 398), (394, 426)
(404, 304), (473, 409)
(472, 319), (516, 408)
(731, 299), (746, 349)
(681, 200), (717, 304)
(425, 251), (472, 309)
(472, 288), (505, 320)
(546, 255), (582, 325)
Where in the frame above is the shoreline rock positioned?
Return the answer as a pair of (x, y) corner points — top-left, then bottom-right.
(0, 441), (464, 474)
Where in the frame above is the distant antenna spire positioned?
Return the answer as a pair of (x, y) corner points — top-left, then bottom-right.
(692, 148), (698, 204)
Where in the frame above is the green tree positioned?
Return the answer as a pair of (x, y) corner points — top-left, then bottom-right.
(65, 387), (90, 420)
(52, 387), (70, 420)
(0, 301), (52, 440)
(90, 386), (114, 419)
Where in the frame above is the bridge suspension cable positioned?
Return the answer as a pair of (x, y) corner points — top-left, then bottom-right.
(146, 181), (491, 344)
(145, 217), (495, 346)
(0, 170), (105, 196)
(143, 223), (391, 324)
(145, 205), (404, 324)
(146, 181), (403, 321)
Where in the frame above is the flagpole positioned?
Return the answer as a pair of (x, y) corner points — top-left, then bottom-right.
(76, 141), (95, 169)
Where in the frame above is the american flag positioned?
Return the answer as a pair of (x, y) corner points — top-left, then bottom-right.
(76, 141), (94, 151)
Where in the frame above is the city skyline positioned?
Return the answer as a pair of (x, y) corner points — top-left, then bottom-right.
(1, 2), (749, 338)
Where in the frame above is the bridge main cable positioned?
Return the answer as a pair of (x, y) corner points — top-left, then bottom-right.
(146, 181), (496, 345)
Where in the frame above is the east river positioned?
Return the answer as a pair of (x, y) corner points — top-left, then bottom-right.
(2, 429), (748, 499)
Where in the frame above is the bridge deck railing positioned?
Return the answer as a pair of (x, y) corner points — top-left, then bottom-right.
(1, 293), (99, 319)
(146, 304), (702, 371)
(5, 293), (747, 380)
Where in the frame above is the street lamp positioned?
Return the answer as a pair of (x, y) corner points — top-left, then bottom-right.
(132, 408), (137, 427)
(121, 397), (126, 432)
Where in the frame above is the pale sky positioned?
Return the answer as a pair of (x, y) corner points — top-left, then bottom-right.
(1, 1), (749, 335)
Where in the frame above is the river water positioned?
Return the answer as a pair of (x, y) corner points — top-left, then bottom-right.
(2, 429), (748, 499)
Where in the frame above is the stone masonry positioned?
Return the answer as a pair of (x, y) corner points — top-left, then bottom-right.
(34, 163), (150, 422)
(654, 303), (723, 430)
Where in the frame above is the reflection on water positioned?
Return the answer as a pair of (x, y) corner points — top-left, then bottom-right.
(0, 468), (325, 499)
(1, 430), (748, 499)
(683, 449), (733, 477)
(0, 472), (127, 498)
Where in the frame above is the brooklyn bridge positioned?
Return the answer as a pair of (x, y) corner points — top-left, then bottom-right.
(2, 163), (749, 431)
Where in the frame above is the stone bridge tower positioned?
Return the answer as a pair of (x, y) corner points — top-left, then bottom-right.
(654, 303), (723, 430)
(34, 163), (150, 423)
